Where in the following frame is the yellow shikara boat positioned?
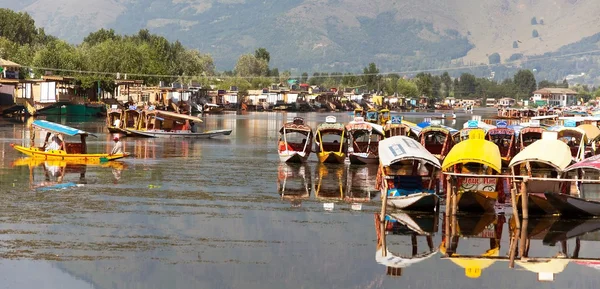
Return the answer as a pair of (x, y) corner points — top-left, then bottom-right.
(11, 120), (129, 163)
(442, 129), (502, 213)
(315, 116), (347, 164)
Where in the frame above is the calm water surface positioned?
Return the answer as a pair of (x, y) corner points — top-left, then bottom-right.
(0, 110), (598, 288)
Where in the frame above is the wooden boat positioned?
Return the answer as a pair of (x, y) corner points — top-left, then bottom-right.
(125, 109), (232, 138)
(383, 116), (419, 140)
(202, 103), (224, 114)
(353, 107), (365, 118)
(346, 117), (385, 165)
(277, 163), (311, 206)
(509, 135), (572, 215)
(519, 126), (545, 151)
(122, 107), (143, 136)
(440, 214), (504, 279)
(278, 117), (314, 163)
(453, 127), (486, 144)
(545, 155), (600, 217)
(486, 122), (517, 166)
(442, 129), (502, 213)
(315, 164), (346, 201)
(577, 123), (600, 157)
(375, 212), (438, 277)
(314, 116), (348, 164)
(365, 109), (379, 124)
(106, 107), (124, 134)
(11, 120), (129, 163)
(418, 123), (456, 161)
(377, 136), (442, 211)
(379, 109), (391, 126)
(551, 126), (587, 162)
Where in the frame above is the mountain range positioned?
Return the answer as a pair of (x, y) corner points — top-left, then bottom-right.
(2, 0), (600, 75)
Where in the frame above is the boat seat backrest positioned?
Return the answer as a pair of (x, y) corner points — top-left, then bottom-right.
(321, 142), (346, 153)
(65, 143), (84, 154)
(393, 176), (424, 191)
(425, 144), (443, 154)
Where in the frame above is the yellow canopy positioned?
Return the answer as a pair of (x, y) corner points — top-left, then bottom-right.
(441, 132), (502, 173)
(509, 139), (572, 171)
(577, 124), (600, 141)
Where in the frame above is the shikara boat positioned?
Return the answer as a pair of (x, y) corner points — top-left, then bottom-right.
(442, 129), (502, 213)
(577, 124), (600, 157)
(278, 117), (314, 163)
(509, 135), (572, 215)
(365, 109), (379, 124)
(202, 103), (224, 114)
(377, 136), (442, 211)
(122, 107), (143, 135)
(419, 123), (456, 161)
(379, 109), (391, 126)
(11, 120), (129, 162)
(346, 117), (385, 165)
(125, 109), (232, 138)
(314, 116), (347, 164)
(106, 107), (124, 134)
(440, 214), (504, 279)
(551, 126), (587, 162)
(277, 163), (311, 203)
(486, 126), (517, 166)
(315, 164), (346, 201)
(545, 155), (600, 217)
(375, 213), (438, 277)
(383, 116), (419, 140)
(453, 127), (487, 144)
(519, 126), (545, 151)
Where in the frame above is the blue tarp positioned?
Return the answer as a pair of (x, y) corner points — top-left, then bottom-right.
(32, 120), (96, 137)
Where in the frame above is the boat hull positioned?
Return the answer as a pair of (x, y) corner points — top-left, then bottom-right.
(318, 152), (346, 164)
(349, 153), (379, 165)
(387, 193), (439, 212)
(516, 192), (558, 215)
(544, 192), (600, 217)
(457, 191), (497, 213)
(279, 152), (309, 163)
(125, 128), (232, 138)
(11, 145), (128, 163)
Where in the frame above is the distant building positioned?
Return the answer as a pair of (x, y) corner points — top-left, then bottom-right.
(0, 58), (20, 79)
(532, 88), (578, 107)
(498, 97), (516, 107)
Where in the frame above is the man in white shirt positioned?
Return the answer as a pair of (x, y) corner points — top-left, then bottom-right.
(111, 136), (123, 155)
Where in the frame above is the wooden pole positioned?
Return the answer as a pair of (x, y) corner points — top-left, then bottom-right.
(510, 168), (521, 229)
(445, 175), (452, 217)
(521, 179), (529, 220)
(519, 218), (529, 258)
(451, 176), (459, 215)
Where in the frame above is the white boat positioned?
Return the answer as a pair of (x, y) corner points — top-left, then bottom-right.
(377, 136), (442, 211)
(124, 109), (232, 138)
(346, 117), (385, 165)
(278, 117), (314, 163)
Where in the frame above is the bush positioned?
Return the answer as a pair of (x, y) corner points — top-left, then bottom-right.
(532, 29), (539, 38)
(531, 17), (537, 25)
(513, 41), (518, 48)
(488, 53), (501, 64)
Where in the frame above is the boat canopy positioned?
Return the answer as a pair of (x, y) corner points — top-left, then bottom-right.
(443, 248), (500, 279)
(145, 110), (203, 123)
(419, 125), (459, 137)
(32, 120), (97, 137)
(520, 127), (545, 135)
(280, 117), (313, 134)
(316, 122), (345, 133)
(346, 119), (385, 135)
(379, 136), (441, 168)
(509, 139), (572, 171)
(442, 130), (502, 172)
(551, 126), (588, 142)
(565, 154), (600, 172)
(577, 124), (600, 141)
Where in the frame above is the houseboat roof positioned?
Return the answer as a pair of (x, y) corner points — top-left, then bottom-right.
(32, 120), (97, 137)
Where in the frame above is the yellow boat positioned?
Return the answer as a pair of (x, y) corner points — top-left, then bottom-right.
(442, 129), (502, 213)
(315, 116), (347, 164)
(11, 120), (129, 162)
(379, 108), (391, 126)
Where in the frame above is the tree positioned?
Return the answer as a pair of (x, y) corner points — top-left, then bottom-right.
(532, 29), (539, 38)
(397, 78), (418, 98)
(383, 74), (400, 95)
(539, 18), (545, 25)
(561, 79), (569, 88)
(0, 9), (39, 45)
(362, 62), (380, 91)
(254, 48), (270, 64)
(513, 69), (537, 97)
(538, 80), (557, 89)
(301, 72), (308, 83)
(234, 54), (268, 77)
(456, 73), (478, 98)
(531, 17), (537, 25)
(83, 29), (120, 46)
(513, 41), (519, 49)
(431, 75), (442, 99)
(441, 72), (452, 98)
(414, 73), (432, 97)
(488, 53), (501, 64)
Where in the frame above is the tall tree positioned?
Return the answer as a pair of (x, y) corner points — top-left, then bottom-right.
(301, 72), (308, 83)
(414, 72), (432, 97)
(456, 73), (478, 98)
(513, 69), (537, 97)
(362, 62), (380, 91)
(254, 48), (270, 64)
(441, 72), (452, 98)
(397, 78), (418, 98)
(234, 54), (268, 77)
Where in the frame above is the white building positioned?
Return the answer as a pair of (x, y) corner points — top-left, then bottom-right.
(532, 88), (578, 107)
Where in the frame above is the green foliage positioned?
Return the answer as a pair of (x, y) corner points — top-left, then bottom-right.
(441, 72), (452, 98)
(455, 73), (478, 98)
(362, 62), (380, 91)
(507, 53), (523, 62)
(531, 17), (537, 25)
(397, 78), (419, 98)
(300, 72), (308, 83)
(414, 73), (432, 97)
(488, 53), (501, 64)
(513, 69), (537, 97)
(254, 48), (270, 64)
(532, 29), (539, 38)
(0, 9), (39, 45)
(83, 29), (120, 46)
(539, 18), (545, 25)
(234, 54), (268, 77)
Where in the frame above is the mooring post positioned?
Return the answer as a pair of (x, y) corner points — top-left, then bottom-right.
(451, 176), (458, 216)
(521, 179), (529, 220)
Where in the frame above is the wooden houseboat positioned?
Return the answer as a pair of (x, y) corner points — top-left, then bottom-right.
(551, 126), (587, 162)
(126, 109), (232, 138)
(377, 136), (442, 211)
(278, 117), (314, 163)
(106, 107), (124, 134)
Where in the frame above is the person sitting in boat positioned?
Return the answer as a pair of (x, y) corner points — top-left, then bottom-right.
(190, 120), (197, 133)
(45, 134), (62, 152)
(110, 136), (124, 155)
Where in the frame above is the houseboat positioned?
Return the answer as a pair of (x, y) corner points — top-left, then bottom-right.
(125, 109), (232, 138)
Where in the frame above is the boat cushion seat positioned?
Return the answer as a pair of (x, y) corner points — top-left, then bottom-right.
(387, 176), (431, 196)
(65, 143), (84, 154)
(388, 188), (435, 197)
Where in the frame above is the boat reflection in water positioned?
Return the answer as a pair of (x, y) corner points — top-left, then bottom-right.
(314, 164), (346, 201)
(345, 164), (379, 202)
(441, 214), (505, 279)
(511, 217), (600, 282)
(277, 163), (311, 206)
(12, 158), (127, 190)
(375, 212), (438, 277)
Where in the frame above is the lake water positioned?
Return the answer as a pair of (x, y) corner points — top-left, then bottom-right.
(0, 110), (599, 288)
